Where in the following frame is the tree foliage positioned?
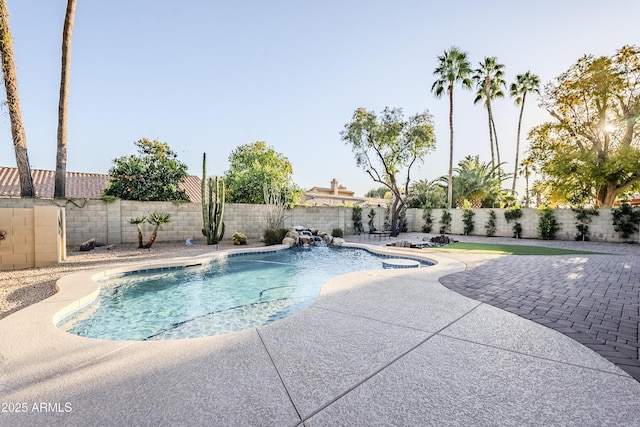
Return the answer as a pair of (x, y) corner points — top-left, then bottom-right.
(365, 186), (390, 198)
(443, 155), (507, 208)
(510, 71), (540, 193)
(473, 56), (506, 170)
(225, 141), (302, 205)
(341, 107), (436, 235)
(432, 46), (473, 209)
(103, 138), (189, 201)
(529, 45), (640, 207)
(406, 179), (446, 209)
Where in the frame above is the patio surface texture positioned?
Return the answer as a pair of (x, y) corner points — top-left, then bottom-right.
(1, 235), (640, 426)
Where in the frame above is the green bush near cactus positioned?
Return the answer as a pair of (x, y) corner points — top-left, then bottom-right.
(331, 228), (343, 238)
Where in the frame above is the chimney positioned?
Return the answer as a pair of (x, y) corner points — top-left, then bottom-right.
(331, 178), (338, 195)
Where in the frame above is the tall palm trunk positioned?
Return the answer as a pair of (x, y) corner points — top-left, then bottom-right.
(512, 91), (527, 193)
(484, 77), (496, 169)
(0, 0), (34, 197)
(54, 0), (77, 198)
(447, 85), (454, 209)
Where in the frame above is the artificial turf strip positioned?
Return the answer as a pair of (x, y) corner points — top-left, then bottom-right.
(427, 242), (601, 255)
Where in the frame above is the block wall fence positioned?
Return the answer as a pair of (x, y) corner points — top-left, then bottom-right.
(0, 198), (635, 248)
(0, 205), (66, 270)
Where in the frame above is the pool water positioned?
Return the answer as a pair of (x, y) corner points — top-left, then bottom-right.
(59, 247), (430, 340)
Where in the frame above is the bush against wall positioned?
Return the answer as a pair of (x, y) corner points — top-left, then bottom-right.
(439, 209), (452, 234)
(462, 208), (475, 235)
(422, 207), (433, 233)
(537, 206), (560, 240)
(572, 206), (599, 241)
(504, 207), (523, 238)
(485, 209), (497, 237)
(611, 203), (640, 241)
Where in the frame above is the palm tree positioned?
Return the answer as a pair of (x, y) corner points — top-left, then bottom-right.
(431, 46), (472, 209)
(473, 57), (506, 170)
(54, 0), (78, 198)
(509, 71), (540, 193)
(129, 216), (146, 248)
(0, 0), (34, 197)
(519, 156), (536, 207)
(142, 211), (172, 249)
(445, 155), (507, 208)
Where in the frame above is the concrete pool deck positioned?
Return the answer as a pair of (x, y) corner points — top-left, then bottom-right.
(1, 239), (640, 425)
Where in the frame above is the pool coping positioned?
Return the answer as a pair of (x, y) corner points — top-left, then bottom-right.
(2, 242), (640, 425)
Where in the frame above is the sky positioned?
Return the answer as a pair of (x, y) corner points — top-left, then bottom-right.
(1, 0), (638, 197)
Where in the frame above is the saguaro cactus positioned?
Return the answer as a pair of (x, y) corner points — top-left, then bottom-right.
(201, 153), (225, 244)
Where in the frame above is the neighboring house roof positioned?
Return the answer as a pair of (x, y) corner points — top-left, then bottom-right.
(0, 167), (202, 202)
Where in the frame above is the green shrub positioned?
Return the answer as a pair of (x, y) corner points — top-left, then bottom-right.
(439, 209), (451, 234)
(331, 228), (344, 238)
(504, 206), (523, 239)
(485, 209), (497, 237)
(352, 206), (363, 233)
(422, 208), (433, 233)
(232, 232), (248, 245)
(462, 208), (475, 235)
(263, 228), (287, 246)
(572, 206), (599, 241)
(611, 203), (640, 240)
(538, 207), (560, 240)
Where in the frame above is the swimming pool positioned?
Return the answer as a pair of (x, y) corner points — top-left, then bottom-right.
(59, 246), (432, 341)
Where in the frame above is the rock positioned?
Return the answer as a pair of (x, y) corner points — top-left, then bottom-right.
(79, 238), (96, 252)
(106, 244), (116, 250)
(322, 234), (333, 245)
(282, 237), (296, 247)
(299, 235), (313, 245)
(331, 237), (345, 246)
(285, 230), (300, 245)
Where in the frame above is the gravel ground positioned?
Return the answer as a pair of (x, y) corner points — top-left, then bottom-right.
(0, 239), (263, 320)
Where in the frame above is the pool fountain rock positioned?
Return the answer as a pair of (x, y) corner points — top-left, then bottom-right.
(282, 227), (334, 247)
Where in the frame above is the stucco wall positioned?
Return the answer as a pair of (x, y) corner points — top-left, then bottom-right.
(0, 206), (65, 270)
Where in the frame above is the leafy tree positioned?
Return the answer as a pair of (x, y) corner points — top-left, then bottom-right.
(509, 71), (540, 193)
(225, 141), (302, 205)
(103, 138), (189, 201)
(529, 45), (640, 207)
(473, 57), (506, 170)
(432, 46), (473, 209)
(54, 0), (77, 198)
(365, 186), (389, 198)
(341, 107), (436, 235)
(406, 179), (446, 208)
(0, 0), (34, 197)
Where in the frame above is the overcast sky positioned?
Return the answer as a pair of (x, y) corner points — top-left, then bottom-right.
(1, 0), (637, 196)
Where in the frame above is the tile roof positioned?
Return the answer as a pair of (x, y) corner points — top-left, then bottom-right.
(0, 167), (203, 202)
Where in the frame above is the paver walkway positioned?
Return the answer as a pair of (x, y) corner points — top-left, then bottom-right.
(357, 233), (640, 381)
(440, 253), (640, 381)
